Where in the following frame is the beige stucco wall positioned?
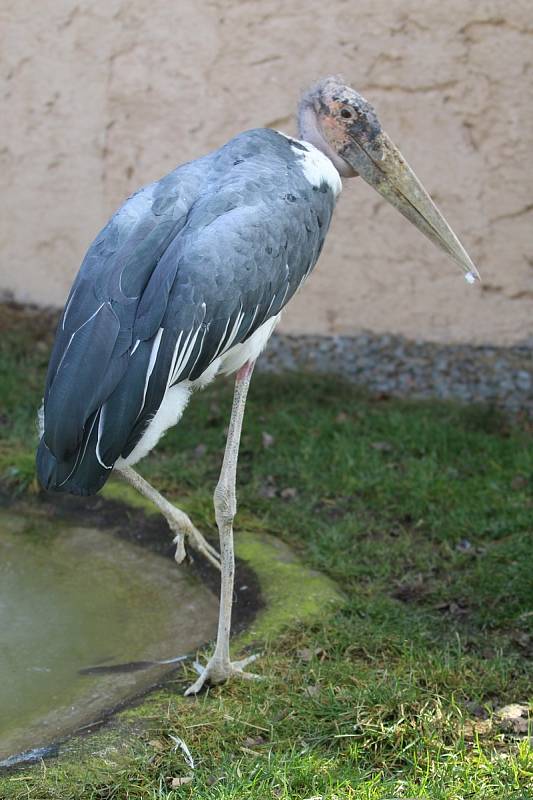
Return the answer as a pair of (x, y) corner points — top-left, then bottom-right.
(1, 1), (532, 345)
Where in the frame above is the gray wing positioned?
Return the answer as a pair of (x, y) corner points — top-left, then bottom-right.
(113, 139), (335, 462)
(37, 129), (335, 495)
(36, 162), (203, 493)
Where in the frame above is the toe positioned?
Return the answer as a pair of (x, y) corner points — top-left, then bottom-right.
(173, 533), (186, 564)
(232, 653), (260, 670)
(184, 675), (206, 696)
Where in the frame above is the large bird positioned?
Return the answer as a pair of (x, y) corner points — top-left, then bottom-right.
(37, 77), (479, 693)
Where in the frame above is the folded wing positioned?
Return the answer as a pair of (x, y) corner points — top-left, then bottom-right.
(37, 130), (335, 495)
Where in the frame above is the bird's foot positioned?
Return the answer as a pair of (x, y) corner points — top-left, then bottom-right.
(171, 525), (221, 571)
(184, 653), (261, 695)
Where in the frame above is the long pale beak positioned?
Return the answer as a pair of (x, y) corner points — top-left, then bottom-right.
(341, 131), (480, 281)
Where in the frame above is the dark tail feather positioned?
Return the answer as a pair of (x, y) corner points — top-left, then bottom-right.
(36, 419), (112, 497)
(36, 339), (157, 496)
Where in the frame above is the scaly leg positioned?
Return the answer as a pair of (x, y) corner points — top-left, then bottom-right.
(115, 463), (221, 571)
(185, 360), (260, 694)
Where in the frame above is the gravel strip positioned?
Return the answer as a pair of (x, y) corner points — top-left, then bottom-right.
(258, 332), (533, 416)
(3, 301), (531, 417)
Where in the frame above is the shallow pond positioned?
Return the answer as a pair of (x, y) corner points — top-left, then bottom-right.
(0, 499), (221, 764)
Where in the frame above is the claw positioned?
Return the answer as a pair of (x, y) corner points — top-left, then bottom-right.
(173, 532), (186, 564)
(191, 659), (206, 677)
(184, 653), (262, 695)
(116, 464), (221, 570)
(171, 526), (221, 571)
(189, 531), (221, 571)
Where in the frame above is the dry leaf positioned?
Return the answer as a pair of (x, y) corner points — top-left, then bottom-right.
(243, 735), (265, 747)
(513, 632), (531, 650)
(297, 648), (313, 662)
(148, 739), (164, 750)
(496, 703), (530, 734)
(259, 483), (277, 499)
(259, 474), (277, 498)
(280, 486), (298, 500)
(208, 401), (221, 422)
(370, 441), (393, 452)
(511, 474), (528, 490)
(262, 431), (275, 448)
(496, 703), (528, 719)
(464, 718), (492, 737)
(192, 443), (207, 459)
(171, 775), (193, 787)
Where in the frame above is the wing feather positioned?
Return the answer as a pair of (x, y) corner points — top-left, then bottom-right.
(37, 165), (200, 493)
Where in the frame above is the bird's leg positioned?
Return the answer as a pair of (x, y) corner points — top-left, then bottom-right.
(185, 360), (260, 695)
(115, 463), (221, 570)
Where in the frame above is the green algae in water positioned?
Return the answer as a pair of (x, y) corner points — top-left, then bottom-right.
(0, 509), (219, 761)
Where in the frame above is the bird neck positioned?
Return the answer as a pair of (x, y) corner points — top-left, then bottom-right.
(297, 105), (354, 178)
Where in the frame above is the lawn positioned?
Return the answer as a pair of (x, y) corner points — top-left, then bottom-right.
(0, 303), (532, 799)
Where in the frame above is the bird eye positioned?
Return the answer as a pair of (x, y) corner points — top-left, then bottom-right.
(340, 108), (353, 119)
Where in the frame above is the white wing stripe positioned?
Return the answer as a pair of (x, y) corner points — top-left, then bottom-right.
(169, 329), (192, 385)
(136, 327), (164, 419)
(167, 331), (184, 388)
(171, 325), (202, 385)
(62, 286), (77, 331)
(221, 305), (244, 355)
(248, 304), (260, 330)
(171, 301), (209, 382)
(95, 404), (113, 470)
(55, 302), (106, 379)
(213, 315), (233, 359)
(187, 326), (209, 378)
(265, 292), (277, 317)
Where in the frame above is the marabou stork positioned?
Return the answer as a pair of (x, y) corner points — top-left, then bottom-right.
(36, 77), (479, 693)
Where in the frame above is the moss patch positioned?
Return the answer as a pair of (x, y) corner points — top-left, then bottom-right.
(235, 529), (343, 644)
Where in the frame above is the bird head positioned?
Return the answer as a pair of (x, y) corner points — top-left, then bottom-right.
(299, 76), (480, 282)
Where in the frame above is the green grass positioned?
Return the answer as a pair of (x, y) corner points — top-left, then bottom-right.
(1, 304), (532, 799)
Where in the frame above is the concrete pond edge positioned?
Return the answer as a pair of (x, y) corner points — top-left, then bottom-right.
(0, 478), (343, 786)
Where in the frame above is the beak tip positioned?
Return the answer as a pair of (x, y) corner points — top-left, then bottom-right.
(464, 258), (481, 283)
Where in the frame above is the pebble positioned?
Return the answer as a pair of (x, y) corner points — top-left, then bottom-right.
(257, 333), (533, 417)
